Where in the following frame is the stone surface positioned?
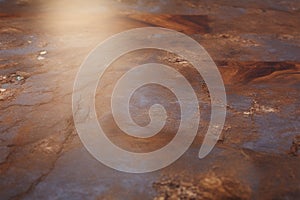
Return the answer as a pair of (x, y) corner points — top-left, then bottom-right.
(0, 0), (299, 199)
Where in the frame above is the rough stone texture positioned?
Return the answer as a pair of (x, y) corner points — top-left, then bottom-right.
(0, 0), (299, 199)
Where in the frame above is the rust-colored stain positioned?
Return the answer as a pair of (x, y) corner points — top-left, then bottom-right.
(126, 14), (211, 34)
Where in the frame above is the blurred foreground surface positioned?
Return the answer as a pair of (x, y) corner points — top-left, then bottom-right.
(0, 0), (300, 199)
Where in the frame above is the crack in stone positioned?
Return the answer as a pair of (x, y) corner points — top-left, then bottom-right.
(0, 100), (53, 111)
(8, 117), (75, 200)
(0, 119), (22, 136)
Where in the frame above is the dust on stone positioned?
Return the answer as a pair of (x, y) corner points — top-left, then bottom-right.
(153, 172), (251, 200)
(0, 71), (30, 101)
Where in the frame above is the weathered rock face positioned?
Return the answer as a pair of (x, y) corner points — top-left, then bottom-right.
(0, 0), (299, 199)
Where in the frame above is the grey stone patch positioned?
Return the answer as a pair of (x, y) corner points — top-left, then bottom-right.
(227, 93), (253, 111)
(23, 147), (157, 200)
(243, 110), (300, 154)
(240, 34), (300, 62)
(11, 91), (53, 106)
